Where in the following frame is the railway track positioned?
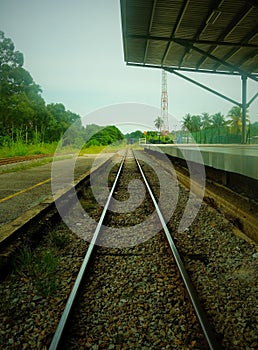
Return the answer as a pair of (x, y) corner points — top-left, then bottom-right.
(0, 148), (256, 349)
(49, 149), (221, 349)
(0, 154), (51, 166)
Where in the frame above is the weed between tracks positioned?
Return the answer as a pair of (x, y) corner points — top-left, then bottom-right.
(13, 231), (71, 297)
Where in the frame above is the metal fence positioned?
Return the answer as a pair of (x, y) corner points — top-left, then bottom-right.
(180, 127), (242, 144)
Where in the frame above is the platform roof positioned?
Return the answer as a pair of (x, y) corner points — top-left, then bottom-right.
(120, 0), (258, 79)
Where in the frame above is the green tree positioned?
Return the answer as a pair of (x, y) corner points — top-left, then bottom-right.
(46, 103), (81, 142)
(28, 92), (52, 143)
(210, 112), (227, 140)
(182, 113), (192, 132)
(154, 116), (164, 134)
(0, 31), (23, 68)
(0, 31), (50, 144)
(62, 120), (84, 147)
(201, 112), (211, 129)
(227, 105), (249, 134)
(0, 31), (85, 147)
(182, 114), (202, 132)
(211, 112), (227, 128)
(191, 115), (202, 132)
(86, 125), (124, 147)
(250, 122), (258, 136)
(125, 130), (144, 139)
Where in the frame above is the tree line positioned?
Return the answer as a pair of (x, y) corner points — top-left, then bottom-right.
(0, 31), (124, 148)
(0, 31), (84, 145)
(180, 107), (258, 143)
(181, 107), (244, 134)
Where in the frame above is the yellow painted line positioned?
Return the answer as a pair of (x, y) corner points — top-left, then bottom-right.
(0, 178), (51, 203)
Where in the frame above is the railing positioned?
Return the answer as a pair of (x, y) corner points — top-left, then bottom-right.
(138, 137), (146, 144)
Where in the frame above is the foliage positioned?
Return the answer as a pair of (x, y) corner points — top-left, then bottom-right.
(0, 31), (44, 143)
(154, 116), (164, 132)
(227, 105), (249, 135)
(143, 129), (173, 144)
(14, 246), (59, 296)
(80, 145), (105, 154)
(14, 246), (33, 269)
(179, 106), (253, 144)
(125, 130), (144, 140)
(250, 122), (258, 137)
(0, 141), (59, 157)
(0, 31), (85, 147)
(50, 231), (71, 249)
(0, 32), (127, 153)
(84, 123), (103, 139)
(146, 131), (158, 138)
(85, 125), (124, 147)
(45, 103), (83, 144)
(201, 112), (212, 129)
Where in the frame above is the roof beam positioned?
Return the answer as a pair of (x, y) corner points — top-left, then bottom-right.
(161, 0), (190, 65)
(248, 61), (258, 73)
(143, 0), (157, 63)
(173, 39), (258, 82)
(121, 0), (258, 77)
(120, 0), (128, 63)
(127, 63), (247, 75)
(212, 26), (258, 71)
(179, 0), (224, 67)
(246, 0), (258, 8)
(127, 34), (258, 80)
(237, 49), (258, 70)
(127, 34), (258, 49)
(196, 2), (254, 68)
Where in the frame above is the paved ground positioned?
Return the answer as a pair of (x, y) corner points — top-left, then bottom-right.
(146, 144), (258, 180)
(0, 154), (110, 227)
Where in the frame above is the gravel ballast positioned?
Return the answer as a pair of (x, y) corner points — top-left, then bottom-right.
(0, 149), (257, 349)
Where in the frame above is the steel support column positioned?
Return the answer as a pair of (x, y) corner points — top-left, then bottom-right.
(241, 75), (247, 144)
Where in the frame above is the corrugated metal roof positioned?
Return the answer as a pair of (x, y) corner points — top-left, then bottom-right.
(120, 0), (258, 78)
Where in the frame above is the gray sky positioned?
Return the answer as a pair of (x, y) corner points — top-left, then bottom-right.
(1, 0), (258, 133)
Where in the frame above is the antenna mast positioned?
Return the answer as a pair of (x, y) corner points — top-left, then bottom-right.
(161, 69), (169, 134)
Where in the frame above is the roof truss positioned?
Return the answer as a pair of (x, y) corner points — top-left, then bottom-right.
(121, 0), (258, 78)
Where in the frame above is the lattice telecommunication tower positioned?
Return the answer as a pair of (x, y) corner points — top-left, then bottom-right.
(161, 69), (169, 134)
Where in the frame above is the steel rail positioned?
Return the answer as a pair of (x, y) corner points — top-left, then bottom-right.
(134, 152), (222, 350)
(0, 154), (49, 166)
(49, 153), (126, 350)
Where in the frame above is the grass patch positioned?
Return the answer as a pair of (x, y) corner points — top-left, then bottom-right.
(0, 142), (57, 158)
(79, 145), (106, 155)
(34, 249), (59, 296)
(14, 246), (60, 297)
(0, 141), (126, 175)
(50, 231), (71, 249)
(0, 141), (123, 161)
(0, 141), (80, 158)
(80, 141), (127, 155)
(0, 140), (126, 159)
(14, 246), (33, 274)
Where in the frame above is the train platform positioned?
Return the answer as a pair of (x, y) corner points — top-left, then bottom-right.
(144, 144), (258, 183)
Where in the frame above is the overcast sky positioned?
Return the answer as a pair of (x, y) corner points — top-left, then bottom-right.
(1, 0), (258, 133)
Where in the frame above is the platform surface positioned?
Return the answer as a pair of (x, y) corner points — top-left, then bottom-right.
(145, 144), (258, 180)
